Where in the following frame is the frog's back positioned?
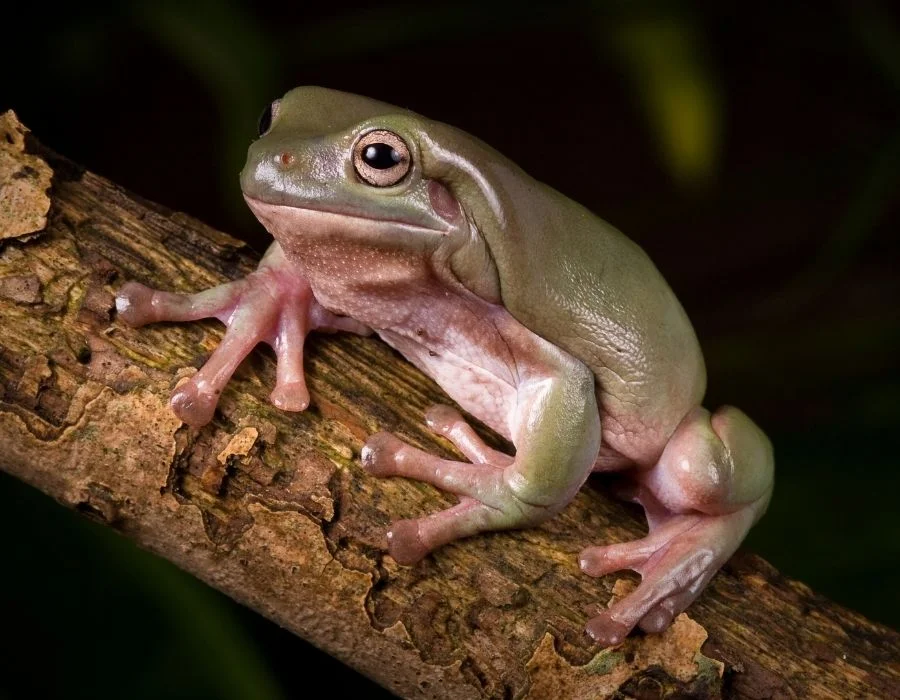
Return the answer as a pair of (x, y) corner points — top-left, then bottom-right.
(415, 117), (706, 464)
(499, 182), (706, 464)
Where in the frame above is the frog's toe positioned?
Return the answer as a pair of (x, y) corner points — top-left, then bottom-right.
(362, 425), (549, 563)
(584, 545), (716, 646)
(584, 615), (632, 647)
(170, 379), (219, 428)
(581, 505), (761, 645)
(385, 518), (429, 565)
(638, 597), (680, 634)
(423, 404), (460, 432)
(579, 513), (700, 577)
(423, 404), (513, 466)
(360, 432), (406, 477)
(361, 430), (506, 499)
(269, 380), (309, 412)
(386, 499), (512, 565)
(115, 282), (157, 326)
(579, 540), (655, 578)
(580, 521), (699, 644)
(116, 279), (245, 328)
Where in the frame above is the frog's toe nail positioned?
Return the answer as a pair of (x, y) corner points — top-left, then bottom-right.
(585, 614), (631, 647)
(360, 432), (404, 476)
(115, 282), (154, 326)
(269, 381), (309, 412)
(170, 382), (217, 428)
(386, 519), (429, 565)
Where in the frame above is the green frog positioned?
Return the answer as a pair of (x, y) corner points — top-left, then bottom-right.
(117, 86), (774, 645)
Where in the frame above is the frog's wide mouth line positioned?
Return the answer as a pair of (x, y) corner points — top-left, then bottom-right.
(242, 195), (449, 237)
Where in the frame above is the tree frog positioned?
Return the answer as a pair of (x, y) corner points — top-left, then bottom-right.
(116, 87), (774, 645)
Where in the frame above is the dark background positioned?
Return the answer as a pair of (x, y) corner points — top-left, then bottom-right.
(2, 1), (899, 698)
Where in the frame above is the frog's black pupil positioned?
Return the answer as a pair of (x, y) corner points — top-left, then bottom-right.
(363, 143), (401, 169)
(257, 103), (273, 136)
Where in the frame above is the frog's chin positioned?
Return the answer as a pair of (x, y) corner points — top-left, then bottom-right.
(242, 195), (449, 242)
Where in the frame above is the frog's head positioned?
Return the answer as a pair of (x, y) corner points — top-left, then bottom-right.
(241, 86), (505, 302)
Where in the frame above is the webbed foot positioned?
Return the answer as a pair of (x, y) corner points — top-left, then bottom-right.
(579, 405), (773, 645)
(579, 500), (759, 645)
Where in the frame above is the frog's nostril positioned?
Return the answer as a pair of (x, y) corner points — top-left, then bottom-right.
(278, 151), (295, 167)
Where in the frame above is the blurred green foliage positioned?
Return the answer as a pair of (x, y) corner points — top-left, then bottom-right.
(2, 1), (899, 698)
(598, 5), (722, 187)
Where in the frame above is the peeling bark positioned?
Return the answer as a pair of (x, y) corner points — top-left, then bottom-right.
(1, 117), (898, 699)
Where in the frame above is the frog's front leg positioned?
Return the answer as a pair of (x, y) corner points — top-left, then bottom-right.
(362, 343), (601, 565)
(579, 406), (774, 645)
(116, 243), (370, 427)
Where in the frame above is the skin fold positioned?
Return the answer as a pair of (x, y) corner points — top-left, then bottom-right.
(116, 86), (774, 645)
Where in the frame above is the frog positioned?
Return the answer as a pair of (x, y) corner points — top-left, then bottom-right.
(116, 86), (774, 646)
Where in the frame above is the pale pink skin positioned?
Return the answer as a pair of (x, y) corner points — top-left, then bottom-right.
(116, 87), (774, 646)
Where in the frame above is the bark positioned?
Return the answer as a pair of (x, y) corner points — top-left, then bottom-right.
(1, 117), (898, 699)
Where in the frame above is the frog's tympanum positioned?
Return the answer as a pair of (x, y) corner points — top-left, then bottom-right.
(117, 87), (774, 645)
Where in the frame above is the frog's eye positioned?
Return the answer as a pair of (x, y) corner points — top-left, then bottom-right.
(353, 130), (411, 187)
(257, 100), (280, 137)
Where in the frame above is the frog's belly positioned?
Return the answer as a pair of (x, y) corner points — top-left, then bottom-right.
(376, 329), (516, 442)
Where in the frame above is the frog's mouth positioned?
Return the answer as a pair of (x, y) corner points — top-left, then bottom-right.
(243, 195), (450, 248)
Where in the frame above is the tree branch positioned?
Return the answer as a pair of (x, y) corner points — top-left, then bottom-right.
(1, 114), (897, 699)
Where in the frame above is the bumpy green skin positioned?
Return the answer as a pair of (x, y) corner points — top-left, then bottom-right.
(121, 86), (774, 646)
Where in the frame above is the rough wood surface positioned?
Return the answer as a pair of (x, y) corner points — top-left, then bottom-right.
(1, 122), (898, 700)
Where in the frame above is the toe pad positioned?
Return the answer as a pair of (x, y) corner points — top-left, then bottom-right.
(387, 519), (429, 565)
(115, 282), (155, 326)
(360, 432), (404, 476)
(585, 614), (631, 647)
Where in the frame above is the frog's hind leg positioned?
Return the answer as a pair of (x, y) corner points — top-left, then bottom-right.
(362, 404), (545, 564)
(579, 406), (774, 645)
(116, 243), (369, 427)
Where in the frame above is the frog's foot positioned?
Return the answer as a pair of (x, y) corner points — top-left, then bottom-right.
(579, 406), (774, 645)
(361, 405), (549, 565)
(579, 503), (757, 645)
(116, 244), (369, 427)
